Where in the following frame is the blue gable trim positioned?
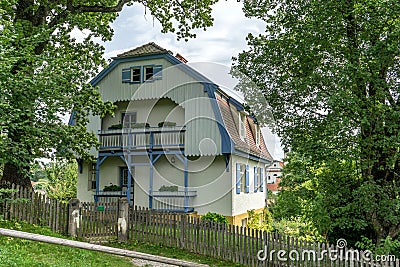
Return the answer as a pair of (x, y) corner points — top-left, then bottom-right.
(203, 83), (234, 154)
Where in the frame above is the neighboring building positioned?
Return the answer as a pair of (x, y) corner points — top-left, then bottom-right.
(266, 160), (284, 194)
(70, 42), (273, 225)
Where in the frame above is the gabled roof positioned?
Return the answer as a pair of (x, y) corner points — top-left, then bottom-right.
(115, 42), (170, 58)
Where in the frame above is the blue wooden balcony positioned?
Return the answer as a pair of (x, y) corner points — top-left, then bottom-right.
(99, 127), (185, 151)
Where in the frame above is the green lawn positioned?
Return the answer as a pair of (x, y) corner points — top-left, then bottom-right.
(0, 220), (134, 267)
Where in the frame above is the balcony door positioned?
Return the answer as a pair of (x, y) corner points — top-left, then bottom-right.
(120, 166), (134, 194)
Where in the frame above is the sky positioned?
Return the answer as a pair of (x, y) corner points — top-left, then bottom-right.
(94, 2), (284, 160)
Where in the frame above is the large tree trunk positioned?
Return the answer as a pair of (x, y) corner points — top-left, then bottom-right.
(2, 163), (31, 188)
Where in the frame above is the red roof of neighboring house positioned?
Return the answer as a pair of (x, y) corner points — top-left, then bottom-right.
(267, 178), (281, 192)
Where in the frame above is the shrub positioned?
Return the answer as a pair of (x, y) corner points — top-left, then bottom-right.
(159, 185), (178, 192)
(201, 212), (228, 224)
(103, 184), (122, 192)
(158, 121), (176, 127)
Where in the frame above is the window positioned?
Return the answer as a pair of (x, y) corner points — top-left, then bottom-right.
(239, 113), (246, 140)
(254, 167), (263, 192)
(120, 167), (134, 187)
(144, 66), (154, 81)
(241, 218), (247, 228)
(122, 112), (137, 128)
(255, 124), (260, 146)
(131, 67), (141, 82)
(122, 65), (162, 83)
(88, 163), (96, 190)
(240, 164), (246, 193)
(236, 163), (249, 194)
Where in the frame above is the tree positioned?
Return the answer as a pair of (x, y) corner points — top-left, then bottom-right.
(33, 160), (78, 203)
(0, 0), (219, 187)
(234, 1), (400, 243)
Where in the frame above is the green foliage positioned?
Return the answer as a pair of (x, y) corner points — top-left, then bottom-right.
(273, 217), (325, 243)
(201, 212), (228, 224)
(235, 0), (400, 243)
(356, 236), (400, 258)
(31, 160), (78, 203)
(103, 184), (122, 192)
(158, 185), (178, 192)
(108, 124), (123, 130)
(247, 208), (273, 232)
(0, 0), (220, 185)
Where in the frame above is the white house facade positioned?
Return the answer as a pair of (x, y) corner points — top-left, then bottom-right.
(71, 43), (273, 225)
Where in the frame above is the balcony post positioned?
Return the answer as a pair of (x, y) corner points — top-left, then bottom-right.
(95, 157), (101, 203)
(149, 153), (153, 209)
(184, 155), (189, 212)
(127, 153), (132, 204)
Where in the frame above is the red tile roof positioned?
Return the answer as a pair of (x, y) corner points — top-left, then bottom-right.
(216, 95), (273, 161)
(267, 178), (281, 192)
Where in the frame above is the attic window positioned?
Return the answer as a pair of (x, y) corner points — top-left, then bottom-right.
(255, 124), (260, 146)
(122, 65), (162, 84)
(239, 113), (246, 140)
(144, 66), (154, 81)
(131, 67), (141, 82)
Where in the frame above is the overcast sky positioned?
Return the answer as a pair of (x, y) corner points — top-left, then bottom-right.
(97, 2), (284, 160)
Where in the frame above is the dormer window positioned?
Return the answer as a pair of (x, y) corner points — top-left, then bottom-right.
(239, 113), (246, 140)
(144, 66), (154, 81)
(255, 124), (260, 146)
(122, 65), (162, 84)
(131, 67), (141, 83)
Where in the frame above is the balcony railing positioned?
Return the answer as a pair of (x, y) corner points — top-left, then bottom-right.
(94, 190), (133, 204)
(152, 190), (197, 212)
(99, 126), (185, 150)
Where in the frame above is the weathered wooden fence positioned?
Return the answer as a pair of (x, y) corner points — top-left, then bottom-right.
(1, 185), (399, 267)
(0, 184), (68, 233)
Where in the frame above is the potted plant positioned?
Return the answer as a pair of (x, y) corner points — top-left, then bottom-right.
(158, 121), (176, 127)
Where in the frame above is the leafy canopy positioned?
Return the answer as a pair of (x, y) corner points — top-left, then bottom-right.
(235, 0), (400, 243)
(0, 0), (219, 186)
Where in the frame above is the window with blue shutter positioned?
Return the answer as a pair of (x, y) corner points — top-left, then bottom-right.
(245, 165), (250, 193)
(254, 166), (258, 193)
(122, 68), (131, 83)
(236, 163), (241, 194)
(153, 65), (162, 80)
(260, 168), (264, 192)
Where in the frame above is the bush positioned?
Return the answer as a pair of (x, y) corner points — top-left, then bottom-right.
(201, 212), (228, 224)
(103, 184), (122, 192)
(159, 185), (178, 192)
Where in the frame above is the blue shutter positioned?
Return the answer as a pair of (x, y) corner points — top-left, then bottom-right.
(245, 165), (250, 193)
(153, 65), (162, 80)
(122, 68), (131, 83)
(260, 168), (264, 192)
(236, 163), (241, 194)
(254, 166), (258, 192)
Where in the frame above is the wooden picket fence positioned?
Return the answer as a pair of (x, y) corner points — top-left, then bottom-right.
(0, 183), (68, 234)
(1, 184), (399, 267)
(128, 206), (400, 267)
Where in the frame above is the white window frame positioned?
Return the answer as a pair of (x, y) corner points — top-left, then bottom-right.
(88, 163), (96, 190)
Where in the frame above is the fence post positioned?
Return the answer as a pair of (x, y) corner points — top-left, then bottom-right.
(68, 198), (80, 238)
(118, 198), (129, 242)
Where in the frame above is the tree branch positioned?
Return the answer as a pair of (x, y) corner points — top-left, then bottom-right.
(67, 0), (132, 13)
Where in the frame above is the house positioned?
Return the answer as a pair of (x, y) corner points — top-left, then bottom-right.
(266, 160), (284, 194)
(71, 42), (273, 225)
